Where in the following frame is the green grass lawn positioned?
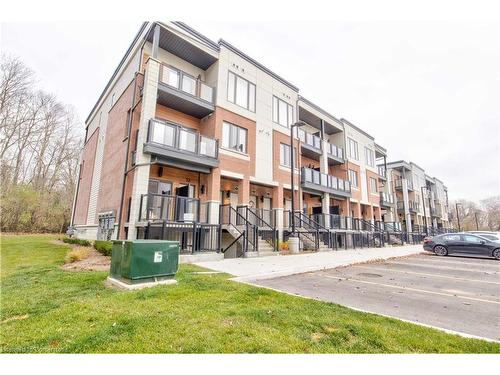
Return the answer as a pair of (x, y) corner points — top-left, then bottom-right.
(1, 234), (499, 353)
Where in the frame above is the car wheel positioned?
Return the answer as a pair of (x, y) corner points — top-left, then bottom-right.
(434, 245), (448, 256)
(493, 249), (500, 260)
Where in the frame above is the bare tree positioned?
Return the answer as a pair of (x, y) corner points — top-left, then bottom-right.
(0, 54), (83, 233)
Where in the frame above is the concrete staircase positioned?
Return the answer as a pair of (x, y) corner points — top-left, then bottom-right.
(222, 224), (277, 257)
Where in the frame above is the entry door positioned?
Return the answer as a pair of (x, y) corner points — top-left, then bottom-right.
(262, 197), (272, 224)
(230, 192), (238, 224)
(176, 184), (195, 221)
(459, 235), (490, 256)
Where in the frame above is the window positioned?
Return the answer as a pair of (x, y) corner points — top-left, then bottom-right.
(124, 110), (131, 139)
(369, 177), (378, 193)
(365, 147), (374, 167)
(227, 71), (256, 111)
(279, 143), (297, 167)
(463, 235), (483, 243)
(273, 96), (294, 127)
(347, 138), (359, 160)
(443, 234), (460, 241)
(348, 169), (358, 188)
(222, 122), (247, 153)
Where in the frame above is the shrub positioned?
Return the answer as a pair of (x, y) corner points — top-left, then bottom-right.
(64, 246), (90, 263)
(94, 240), (113, 256)
(62, 237), (91, 247)
(279, 241), (289, 251)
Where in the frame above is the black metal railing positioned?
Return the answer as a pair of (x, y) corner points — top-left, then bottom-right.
(140, 221), (220, 254)
(297, 128), (322, 151)
(219, 204), (258, 255)
(139, 194), (200, 223)
(148, 119), (219, 159)
(237, 206), (278, 251)
(397, 200), (420, 212)
(326, 143), (344, 160)
(301, 167), (351, 193)
(394, 179), (414, 190)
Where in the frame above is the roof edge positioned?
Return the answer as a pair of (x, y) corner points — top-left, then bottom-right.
(85, 21), (150, 125)
(340, 118), (375, 140)
(218, 39), (299, 92)
(170, 21), (220, 51)
(298, 96), (343, 127)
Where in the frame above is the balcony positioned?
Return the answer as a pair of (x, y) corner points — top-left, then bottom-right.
(143, 119), (219, 173)
(431, 207), (441, 217)
(377, 165), (387, 180)
(301, 167), (351, 198)
(157, 64), (215, 119)
(139, 194), (205, 223)
(380, 192), (395, 207)
(394, 178), (414, 191)
(397, 200), (419, 213)
(297, 128), (322, 159)
(326, 143), (345, 165)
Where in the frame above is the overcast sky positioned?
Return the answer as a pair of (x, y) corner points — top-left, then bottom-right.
(1, 21), (499, 201)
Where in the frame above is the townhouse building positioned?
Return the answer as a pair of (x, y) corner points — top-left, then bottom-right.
(70, 21), (452, 257)
(383, 161), (452, 234)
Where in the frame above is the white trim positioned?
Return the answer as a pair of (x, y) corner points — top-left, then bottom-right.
(221, 170), (244, 180)
(249, 176), (279, 187)
(278, 165), (299, 174)
(282, 183), (298, 191)
(219, 147), (250, 160)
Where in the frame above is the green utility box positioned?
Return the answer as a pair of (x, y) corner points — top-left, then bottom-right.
(110, 240), (179, 284)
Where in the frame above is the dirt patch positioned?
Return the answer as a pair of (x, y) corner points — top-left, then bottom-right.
(61, 248), (110, 272)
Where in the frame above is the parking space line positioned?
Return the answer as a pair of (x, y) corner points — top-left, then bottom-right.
(352, 265), (500, 285)
(411, 256), (500, 267)
(384, 261), (499, 273)
(321, 274), (500, 305)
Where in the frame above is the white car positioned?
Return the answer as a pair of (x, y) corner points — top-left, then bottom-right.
(468, 231), (500, 241)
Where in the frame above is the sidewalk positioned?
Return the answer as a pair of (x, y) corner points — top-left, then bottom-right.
(194, 245), (424, 282)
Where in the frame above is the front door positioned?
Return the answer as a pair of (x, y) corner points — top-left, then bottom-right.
(460, 234), (490, 256)
(176, 184), (195, 221)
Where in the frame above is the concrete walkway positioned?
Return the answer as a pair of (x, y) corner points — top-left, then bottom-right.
(194, 245), (424, 282)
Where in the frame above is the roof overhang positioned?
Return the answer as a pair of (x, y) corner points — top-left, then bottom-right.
(298, 97), (343, 135)
(148, 22), (219, 70)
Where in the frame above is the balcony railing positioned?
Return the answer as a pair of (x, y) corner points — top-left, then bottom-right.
(380, 192), (395, 205)
(139, 194), (203, 223)
(160, 64), (215, 104)
(377, 165), (387, 178)
(397, 200), (420, 212)
(394, 179), (414, 191)
(148, 119), (218, 159)
(326, 143), (344, 160)
(301, 167), (351, 194)
(297, 128), (322, 151)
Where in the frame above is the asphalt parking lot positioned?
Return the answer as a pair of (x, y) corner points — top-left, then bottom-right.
(254, 253), (500, 341)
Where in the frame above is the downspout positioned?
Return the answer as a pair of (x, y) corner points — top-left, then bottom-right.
(70, 156), (83, 227)
(116, 72), (139, 239)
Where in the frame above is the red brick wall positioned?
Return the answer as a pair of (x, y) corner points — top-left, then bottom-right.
(96, 77), (138, 217)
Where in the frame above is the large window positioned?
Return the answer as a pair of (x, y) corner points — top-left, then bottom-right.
(348, 169), (358, 188)
(347, 138), (359, 160)
(227, 71), (256, 111)
(369, 177), (378, 193)
(365, 147), (374, 167)
(279, 143), (297, 167)
(273, 96), (294, 127)
(222, 122), (247, 153)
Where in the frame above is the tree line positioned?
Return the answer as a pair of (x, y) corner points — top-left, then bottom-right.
(450, 197), (500, 232)
(1, 54), (82, 233)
